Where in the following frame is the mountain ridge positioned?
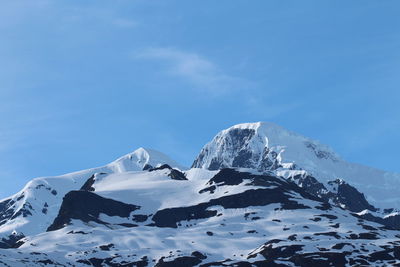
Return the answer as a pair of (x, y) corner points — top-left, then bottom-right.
(193, 122), (400, 209)
(0, 122), (399, 266)
(0, 147), (182, 241)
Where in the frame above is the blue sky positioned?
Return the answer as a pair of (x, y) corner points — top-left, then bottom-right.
(0, 1), (399, 198)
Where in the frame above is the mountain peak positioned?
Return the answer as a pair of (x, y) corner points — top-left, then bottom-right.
(193, 121), (339, 172)
(110, 147), (185, 172)
(227, 121), (281, 130)
(193, 122), (400, 209)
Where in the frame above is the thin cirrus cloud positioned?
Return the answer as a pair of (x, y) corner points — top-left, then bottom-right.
(133, 47), (247, 96)
(133, 47), (300, 117)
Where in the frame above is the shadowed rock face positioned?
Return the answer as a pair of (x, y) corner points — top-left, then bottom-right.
(193, 128), (281, 171)
(151, 188), (312, 228)
(289, 175), (377, 213)
(247, 242), (400, 267)
(334, 180), (377, 212)
(3, 167), (400, 266)
(4, 123), (400, 266)
(0, 199), (16, 227)
(80, 173), (109, 192)
(47, 191), (140, 231)
(80, 175), (96, 192)
(151, 169), (323, 228)
(148, 164), (188, 180)
(191, 124), (400, 228)
(0, 232), (25, 249)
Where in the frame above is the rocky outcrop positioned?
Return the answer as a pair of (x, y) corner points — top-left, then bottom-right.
(47, 191), (140, 231)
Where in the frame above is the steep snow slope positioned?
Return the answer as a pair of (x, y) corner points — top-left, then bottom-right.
(0, 122), (399, 266)
(0, 148), (182, 243)
(2, 168), (400, 266)
(193, 122), (400, 209)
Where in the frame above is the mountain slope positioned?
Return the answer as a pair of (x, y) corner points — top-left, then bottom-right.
(0, 122), (399, 266)
(0, 148), (182, 247)
(193, 122), (400, 210)
(1, 168), (400, 266)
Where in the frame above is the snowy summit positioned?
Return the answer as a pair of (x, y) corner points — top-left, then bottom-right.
(0, 122), (399, 266)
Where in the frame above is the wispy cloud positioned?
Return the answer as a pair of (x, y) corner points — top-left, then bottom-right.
(133, 47), (301, 116)
(134, 47), (245, 95)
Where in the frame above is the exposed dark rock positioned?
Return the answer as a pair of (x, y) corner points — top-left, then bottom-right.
(360, 224), (377, 231)
(99, 243), (114, 251)
(314, 203), (331, 211)
(80, 173), (108, 192)
(289, 174), (377, 215)
(149, 164), (172, 171)
(148, 164), (187, 180)
(290, 252), (349, 267)
(37, 260), (56, 265)
(117, 223), (138, 228)
(384, 208), (394, 214)
(381, 214), (400, 230)
(249, 242), (351, 267)
(78, 255), (149, 267)
(232, 150), (254, 169)
(67, 230), (89, 235)
(152, 187), (311, 228)
(316, 214), (338, 220)
(142, 164), (153, 171)
(331, 243), (354, 250)
(334, 180), (377, 212)
(258, 147), (281, 171)
(0, 232), (25, 249)
(155, 256), (202, 267)
(47, 190), (140, 231)
(80, 175), (96, 192)
(11, 203), (33, 219)
(257, 244), (304, 259)
(199, 185), (216, 194)
(168, 169), (187, 180)
(244, 212), (257, 219)
(151, 202), (217, 228)
(347, 232), (379, 240)
(132, 214), (149, 223)
(354, 211), (400, 230)
(314, 232), (341, 239)
(208, 158), (222, 171)
(151, 169), (329, 228)
(367, 250), (394, 262)
(202, 168), (278, 188)
(191, 251), (207, 260)
(200, 169), (325, 203)
(287, 174), (327, 199)
(329, 223), (340, 228)
(192, 128), (257, 170)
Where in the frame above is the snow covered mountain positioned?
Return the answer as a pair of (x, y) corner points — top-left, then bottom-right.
(0, 148), (183, 247)
(0, 122), (400, 266)
(193, 122), (400, 210)
(1, 167), (400, 266)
